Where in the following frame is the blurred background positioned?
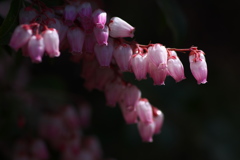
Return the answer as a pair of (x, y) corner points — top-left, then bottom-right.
(0, 0), (240, 160)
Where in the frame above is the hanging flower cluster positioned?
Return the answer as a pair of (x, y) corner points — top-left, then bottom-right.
(8, 0), (208, 142)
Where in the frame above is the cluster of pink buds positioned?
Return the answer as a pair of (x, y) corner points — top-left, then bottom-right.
(38, 104), (105, 160)
(13, 139), (49, 160)
(9, 23), (60, 63)
(8, 0), (208, 143)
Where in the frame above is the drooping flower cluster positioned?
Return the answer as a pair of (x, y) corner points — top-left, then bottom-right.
(8, 0), (208, 142)
(12, 104), (107, 160)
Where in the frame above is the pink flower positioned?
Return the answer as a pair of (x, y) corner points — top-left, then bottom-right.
(64, 5), (77, 25)
(167, 51), (185, 82)
(189, 50), (208, 84)
(83, 33), (97, 53)
(113, 43), (133, 71)
(77, 2), (93, 32)
(93, 25), (109, 45)
(120, 102), (138, 124)
(130, 53), (148, 80)
(42, 28), (60, 57)
(152, 107), (164, 134)
(67, 27), (85, 54)
(136, 98), (153, 123)
(27, 35), (45, 63)
(121, 84), (141, 110)
(104, 79), (125, 107)
(109, 17), (135, 38)
(94, 38), (114, 67)
(148, 61), (168, 85)
(92, 9), (107, 29)
(147, 44), (168, 69)
(137, 121), (155, 142)
(9, 24), (32, 51)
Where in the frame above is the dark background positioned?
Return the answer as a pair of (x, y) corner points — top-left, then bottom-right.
(0, 0), (240, 160)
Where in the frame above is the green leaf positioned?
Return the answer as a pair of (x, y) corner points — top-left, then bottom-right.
(0, 0), (23, 45)
(156, 0), (187, 46)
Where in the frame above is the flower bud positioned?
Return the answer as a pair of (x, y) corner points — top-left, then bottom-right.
(148, 61), (167, 85)
(121, 84), (141, 110)
(92, 9), (107, 29)
(167, 51), (185, 82)
(93, 25), (109, 45)
(67, 27), (85, 54)
(9, 25), (32, 51)
(189, 50), (208, 84)
(137, 121), (155, 142)
(130, 53), (148, 80)
(94, 38), (114, 67)
(28, 35), (45, 63)
(136, 98), (153, 124)
(64, 5), (77, 25)
(42, 28), (60, 57)
(113, 43), (133, 71)
(147, 44), (168, 69)
(109, 17), (135, 38)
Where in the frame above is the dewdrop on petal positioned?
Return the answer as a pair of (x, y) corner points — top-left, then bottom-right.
(109, 17), (135, 38)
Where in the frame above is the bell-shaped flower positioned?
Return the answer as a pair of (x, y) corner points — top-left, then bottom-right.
(77, 2), (93, 32)
(67, 27), (85, 54)
(137, 121), (155, 142)
(130, 53), (148, 80)
(42, 28), (60, 57)
(167, 51), (185, 82)
(152, 107), (164, 134)
(148, 61), (168, 85)
(9, 24), (32, 51)
(83, 33), (96, 53)
(92, 9), (107, 29)
(93, 25), (109, 45)
(121, 84), (141, 110)
(189, 50), (208, 84)
(113, 43), (133, 71)
(28, 35), (45, 63)
(136, 98), (153, 124)
(64, 5), (77, 25)
(120, 102), (138, 124)
(104, 79), (125, 107)
(109, 17), (135, 38)
(94, 38), (114, 67)
(147, 44), (168, 69)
